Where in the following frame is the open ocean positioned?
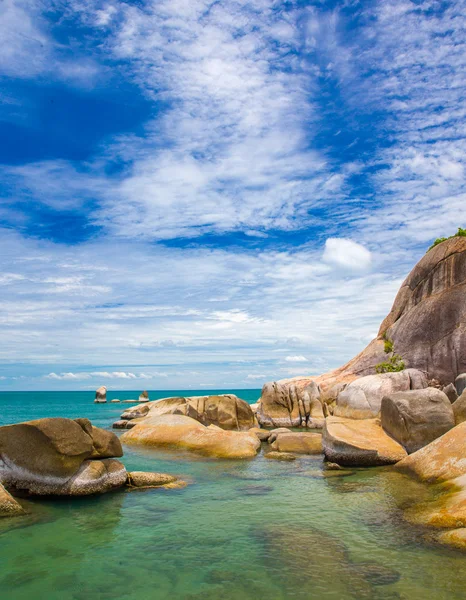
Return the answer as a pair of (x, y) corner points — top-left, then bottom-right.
(1, 389), (466, 599)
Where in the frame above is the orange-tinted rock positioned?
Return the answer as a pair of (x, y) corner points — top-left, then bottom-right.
(269, 432), (322, 455)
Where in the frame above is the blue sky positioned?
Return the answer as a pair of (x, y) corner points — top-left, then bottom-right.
(0, 0), (465, 390)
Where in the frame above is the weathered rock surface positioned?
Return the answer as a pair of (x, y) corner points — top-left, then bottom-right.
(264, 451), (297, 461)
(116, 394), (255, 431)
(248, 427), (271, 442)
(334, 369), (427, 420)
(121, 414), (260, 459)
(452, 391), (466, 424)
(0, 483), (25, 517)
(269, 432), (322, 455)
(94, 386), (107, 403)
(456, 373), (466, 396)
(138, 390), (149, 402)
(381, 387), (454, 453)
(323, 417), (407, 466)
(0, 418), (125, 495)
(443, 383), (458, 403)
(256, 382), (324, 428)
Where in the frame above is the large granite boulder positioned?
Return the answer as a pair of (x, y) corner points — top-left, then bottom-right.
(256, 382), (324, 428)
(456, 373), (466, 396)
(322, 416), (407, 466)
(116, 394), (255, 431)
(452, 391), (466, 424)
(121, 414), (260, 459)
(94, 386), (107, 403)
(0, 418), (125, 496)
(0, 483), (25, 517)
(334, 369), (427, 419)
(269, 432), (322, 455)
(381, 388), (454, 453)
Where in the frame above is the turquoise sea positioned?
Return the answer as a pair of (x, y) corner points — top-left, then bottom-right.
(1, 389), (466, 600)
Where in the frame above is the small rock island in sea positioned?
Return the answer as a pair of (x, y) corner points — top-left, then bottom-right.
(1, 233), (466, 552)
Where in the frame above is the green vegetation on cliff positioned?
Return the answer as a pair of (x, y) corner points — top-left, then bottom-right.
(428, 227), (466, 252)
(376, 335), (405, 373)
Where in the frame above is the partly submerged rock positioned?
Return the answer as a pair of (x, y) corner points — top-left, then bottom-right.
(267, 428), (292, 444)
(334, 369), (427, 420)
(0, 483), (25, 517)
(139, 390), (150, 402)
(381, 387), (454, 453)
(126, 471), (186, 489)
(121, 414), (260, 459)
(264, 451), (297, 461)
(323, 416), (407, 466)
(94, 386), (107, 403)
(269, 432), (322, 455)
(0, 418), (126, 496)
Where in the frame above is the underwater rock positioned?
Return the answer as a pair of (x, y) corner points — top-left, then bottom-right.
(264, 451), (297, 461)
(323, 417), (407, 466)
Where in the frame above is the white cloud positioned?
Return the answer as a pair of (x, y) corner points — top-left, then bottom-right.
(285, 356), (308, 363)
(247, 374), (267, 380)
(323, 238), (372, 272)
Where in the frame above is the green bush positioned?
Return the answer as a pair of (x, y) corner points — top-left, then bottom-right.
(428, 227), (466, 252)
(376, 354), (405, 374)
(383, 337), (394, 354)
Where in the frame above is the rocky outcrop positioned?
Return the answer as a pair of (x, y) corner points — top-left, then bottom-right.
(0, 483), (25, 517)
(115, 394), (255, 432)
(380, 388), (454, 453)
(322, 417), (407, 466)
(452, 391), (466, 424)
(0, 418), (126, 496)
(269, 432), (322, 454)
(256, 382), (324, 428)
(121, 414), (260, 459)
(262, 236), (466, 401)
(94, 386), (107, 403)
(126, 471), (186, 489)
(333, 369), (427, 419)
(138, 391), (149, 402)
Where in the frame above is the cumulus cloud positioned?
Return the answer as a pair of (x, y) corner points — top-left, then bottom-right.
(323, 238), (372, 272)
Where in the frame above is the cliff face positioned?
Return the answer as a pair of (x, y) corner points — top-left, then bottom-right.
(279, 236), (466, 391)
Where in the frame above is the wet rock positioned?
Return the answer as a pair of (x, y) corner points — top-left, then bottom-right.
(325, 462), (345, 470)
(126, 471), (186, 489)
(120, 404), (151, 420)
(112, 420), (129, 429)
(381, 387), (454, 453)
(269, 432), (322, 455)
(265, 451), (297, 461)
(323, 417), (407, 466)
(94, 386), (107, 403)
(121, 414), (260, 459)
(236, 484), (274, 496)
(0, 483), (25, 517)
(438, 528), (466, 551)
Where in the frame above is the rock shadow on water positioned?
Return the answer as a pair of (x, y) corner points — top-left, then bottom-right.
(252, 523), (402, 599)
(236, 484), (274, 497)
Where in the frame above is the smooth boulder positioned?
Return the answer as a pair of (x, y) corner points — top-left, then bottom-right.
(334, 369), (427, 419)
(323, 416), (407, 466)
(126, 471), (182, 488)
(269, 432), (322, 455)
(0, 418), (125, 496)
(381, 388), (454, 453)
(453, 391), (466, 424)
(456, 373), (466, 396)
(121, 414), (260, 459)
(257, 381), (324, 428)
(443, 383), (458, 403)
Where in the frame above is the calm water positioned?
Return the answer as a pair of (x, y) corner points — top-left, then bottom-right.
(1, 390), (466, 600)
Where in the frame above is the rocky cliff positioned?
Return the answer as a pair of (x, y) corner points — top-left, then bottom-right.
(279, 236), (466, 392)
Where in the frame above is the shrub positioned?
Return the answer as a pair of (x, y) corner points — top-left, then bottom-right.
(376, 354), (405, 374)
(383, 337), (394, 354)
(428, 228), (466, 252)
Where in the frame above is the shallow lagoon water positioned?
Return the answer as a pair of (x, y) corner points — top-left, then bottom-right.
(1, 391), (466, 599)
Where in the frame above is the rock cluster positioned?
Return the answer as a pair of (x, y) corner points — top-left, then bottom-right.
(114, 394), (256, 432)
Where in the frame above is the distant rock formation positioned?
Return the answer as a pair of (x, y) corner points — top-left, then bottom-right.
(138, 390), (149, 402)
(94, 386), (107, 403)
